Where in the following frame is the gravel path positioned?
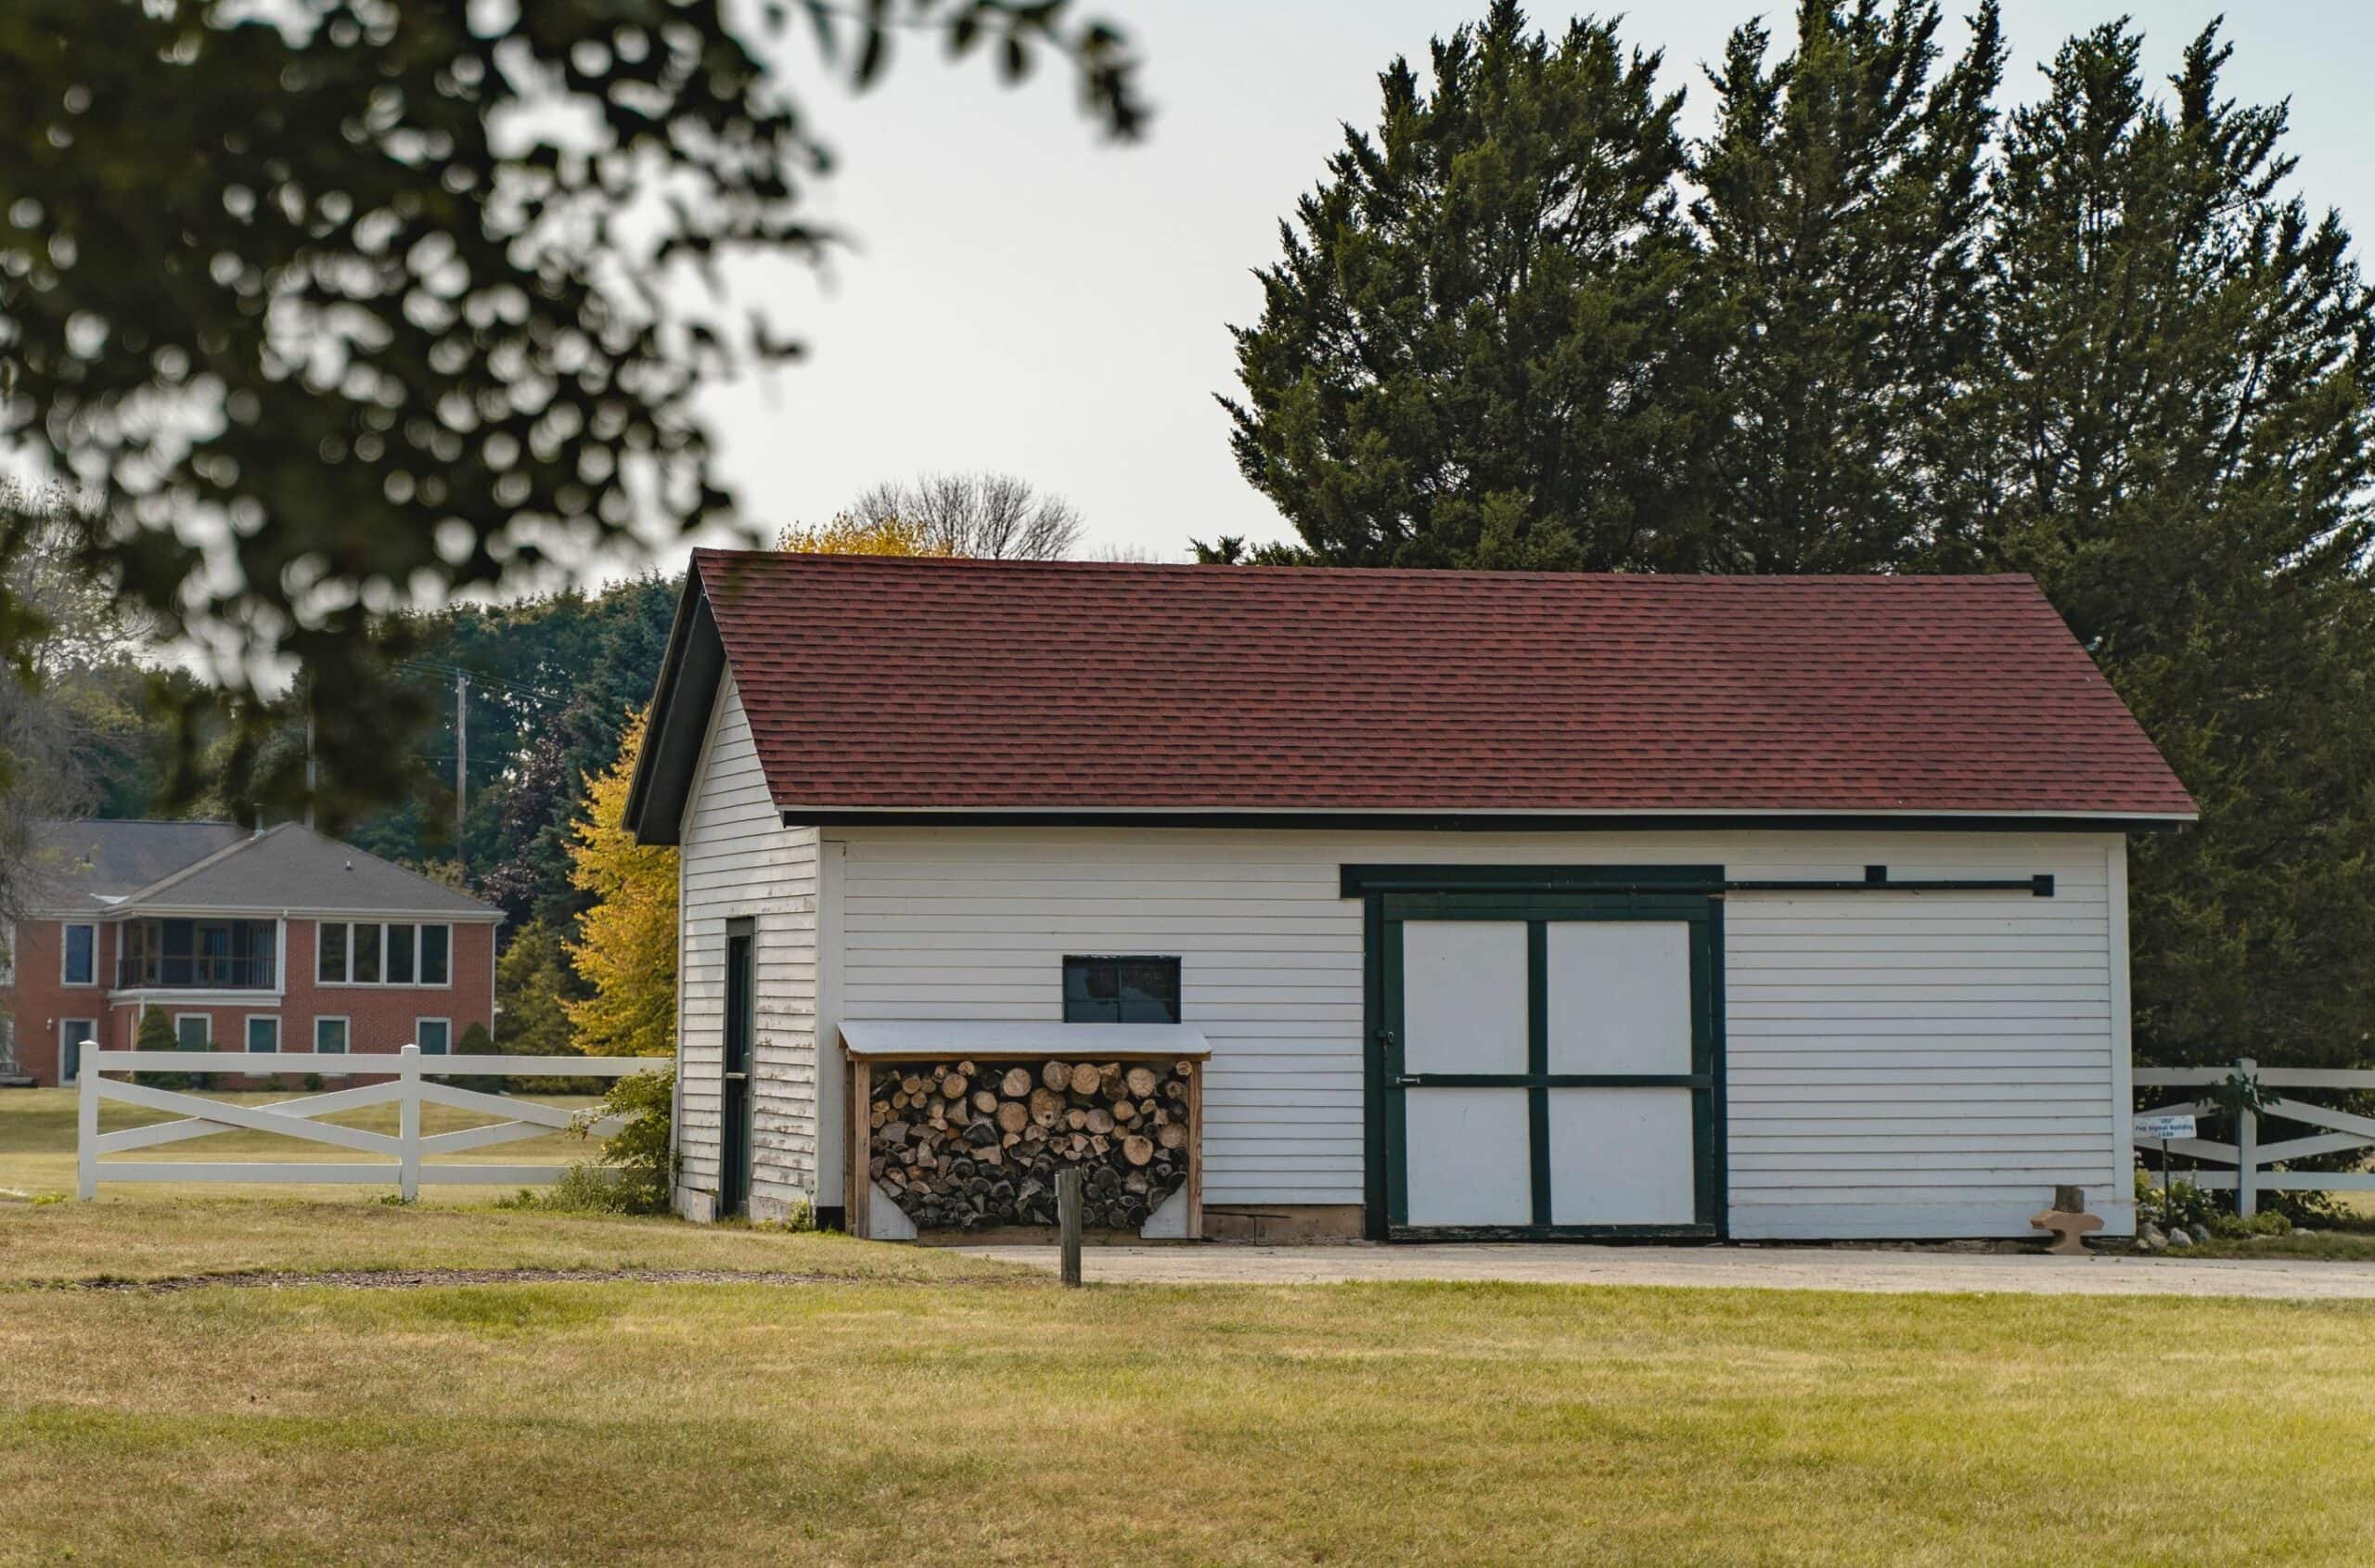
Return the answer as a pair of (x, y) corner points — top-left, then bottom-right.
(954, 1241), (2375, 1300)
(51, 1266), (1021, 1293)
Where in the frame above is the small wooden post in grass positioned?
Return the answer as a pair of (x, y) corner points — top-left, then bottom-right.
(1057, 1166), (1084, 1288)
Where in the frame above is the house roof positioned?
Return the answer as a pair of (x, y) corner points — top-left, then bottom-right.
(24, 820), (250, 913)
(110, 823), (501, 918)
(27, 820), (501, 919)
(626, 550), (2196, 839)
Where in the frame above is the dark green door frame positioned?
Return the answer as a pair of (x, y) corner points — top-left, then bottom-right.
(1352, 868), (1727, 1243)
(719, 919), (756, 1218)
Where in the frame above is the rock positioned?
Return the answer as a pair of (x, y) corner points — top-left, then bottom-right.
(2166, 1227), (2191, 1248)
(2140, 1222), (2166, 1248)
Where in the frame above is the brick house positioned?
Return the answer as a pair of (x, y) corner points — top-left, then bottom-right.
(4, 820), (501, 1085)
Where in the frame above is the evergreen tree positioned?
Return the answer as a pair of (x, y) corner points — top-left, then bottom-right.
(1693, 1), (2004, 571)
(495, 919), (581, 1057)
(1222, 3), (1720, 571)
(562, 708), (677, 1059)
(1943, 22), (2375, 1064)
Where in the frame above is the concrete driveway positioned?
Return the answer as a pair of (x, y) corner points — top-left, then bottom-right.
(954, 1242), (2375, 1301)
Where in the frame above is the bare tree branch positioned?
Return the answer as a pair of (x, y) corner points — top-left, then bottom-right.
(849, 471), (1085, 559)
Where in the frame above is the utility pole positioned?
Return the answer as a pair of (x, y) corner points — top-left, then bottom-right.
(455, 672), (469, 873)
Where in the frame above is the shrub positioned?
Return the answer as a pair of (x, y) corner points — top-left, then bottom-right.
(131, 1006), (188, 1090)
(453, 1022), (504, 1093)
(495, 1163), (637, 1215)
(2135, 1168), (2223, 1233)
(567, 1068), (676, 1215)
(2207, 1210), (2294, 1240)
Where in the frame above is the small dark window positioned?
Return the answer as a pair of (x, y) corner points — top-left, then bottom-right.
(1063, 956), (1181, 1024)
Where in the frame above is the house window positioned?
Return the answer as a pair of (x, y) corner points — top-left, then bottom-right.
(174, 1014), (212, 1050)
(315, 922), (453, 987)
(1062, 956), (1182, 1024)
(62, 923), (96, 987)
(315, 1017), (349, 1054)
(415, 1018), (450, 1056)
(246, 1016), (280, 1053)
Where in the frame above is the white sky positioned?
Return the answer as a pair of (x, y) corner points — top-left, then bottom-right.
(675, 0), (2375, 569)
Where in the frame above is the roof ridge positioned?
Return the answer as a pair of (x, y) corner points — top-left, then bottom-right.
(697, 549), (2037, 588)
(111, 826), (278, 908)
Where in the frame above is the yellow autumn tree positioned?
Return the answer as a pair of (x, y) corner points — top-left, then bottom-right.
(563, 705), (677, 1058)
(776, 510), (945, 556)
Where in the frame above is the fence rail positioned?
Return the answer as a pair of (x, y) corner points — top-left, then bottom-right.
(76, 1045), (666, 1201)
(2133, 1057), (2375, 1215)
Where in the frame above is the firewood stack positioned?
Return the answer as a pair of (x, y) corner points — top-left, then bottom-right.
(868, 1058), (1194, 1231)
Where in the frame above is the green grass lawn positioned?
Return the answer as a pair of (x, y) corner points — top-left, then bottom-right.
(8, 1091), (2375, 1563)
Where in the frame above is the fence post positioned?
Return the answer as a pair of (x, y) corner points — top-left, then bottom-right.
(398, 1044), (422, 1202)
(2234, 1055), (2258, 1218)
(76, 1048), (98, 1201)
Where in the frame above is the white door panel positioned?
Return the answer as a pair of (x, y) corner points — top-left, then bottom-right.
(1547, 1087), (1698, 1225)
(1404, 1088), (1532, 1226)
(1545, 921), (1692, 1075)
(1401, 920), (1528, 1074)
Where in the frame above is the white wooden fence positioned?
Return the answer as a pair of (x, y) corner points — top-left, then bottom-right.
(2134, 1058), (2375, 1216)
(76, 1045), (666, 1201)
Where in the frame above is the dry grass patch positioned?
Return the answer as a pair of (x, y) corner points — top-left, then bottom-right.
(5, 1280), (2375, 1565)
(0, 1196), (1027, 1287)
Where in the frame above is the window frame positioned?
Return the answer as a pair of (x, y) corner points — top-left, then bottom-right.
(60, 922), (96, 987)
(173, 1012), (212, 1050)
(315, 921), (455, 990)
(317, 920), (348, 984)
(1060, 954), (1184, 1025)
(314, 1015), (350, 1054)
(245, 1014), (280, 1053)
(414, 1017), (451, 1057)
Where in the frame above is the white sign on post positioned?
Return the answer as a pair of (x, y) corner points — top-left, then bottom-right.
(2134, 1113), (2198, 1141)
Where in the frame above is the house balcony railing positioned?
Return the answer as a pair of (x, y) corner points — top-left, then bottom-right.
(114, 955), (277, 991)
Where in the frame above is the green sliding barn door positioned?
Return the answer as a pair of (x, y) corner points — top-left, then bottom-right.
(1380, 892), (1720, 1239)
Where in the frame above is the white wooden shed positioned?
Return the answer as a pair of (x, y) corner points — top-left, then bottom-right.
(624, 552), (2194, 1241)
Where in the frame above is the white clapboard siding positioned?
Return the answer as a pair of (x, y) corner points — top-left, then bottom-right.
(675, 675), (818, 1217)
(827, 828), (2126, 1232)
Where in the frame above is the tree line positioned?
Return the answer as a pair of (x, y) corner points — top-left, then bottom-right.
(1215, 2), (2375, 1068)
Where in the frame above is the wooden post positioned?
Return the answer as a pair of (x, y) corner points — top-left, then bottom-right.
(76, 1049), (98, 1201)
(2235, 1056), (2258, 1218)
(1185, 1061), (1203, 1240)
(397, 1044), (421, 1202)
(847, 1059), (872, 1239)
(1057, 1166), (1084, 1288)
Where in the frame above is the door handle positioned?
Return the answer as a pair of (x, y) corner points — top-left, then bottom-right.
(1393, 1074), (1423, 1087)
(723, 1070), (750, 1083)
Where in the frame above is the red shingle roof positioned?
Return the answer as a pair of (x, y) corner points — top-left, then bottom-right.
(688, 550), (2194, 820)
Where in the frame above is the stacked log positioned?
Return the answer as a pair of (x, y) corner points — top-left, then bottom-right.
(867, 1057), (1194, 1231)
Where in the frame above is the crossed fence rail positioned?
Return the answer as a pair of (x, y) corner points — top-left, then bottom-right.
(76, 1045), (667, 1201)
(2133, 1058), (2375, 1216)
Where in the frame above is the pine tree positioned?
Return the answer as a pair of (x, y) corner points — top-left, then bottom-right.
(1940, 21), (2375, 1064)
(496, 919), (581, 1057)
(1222, 3), (1721, 571)
(562, 708), (678, 1059)
(1692, 1), (2004, 572)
